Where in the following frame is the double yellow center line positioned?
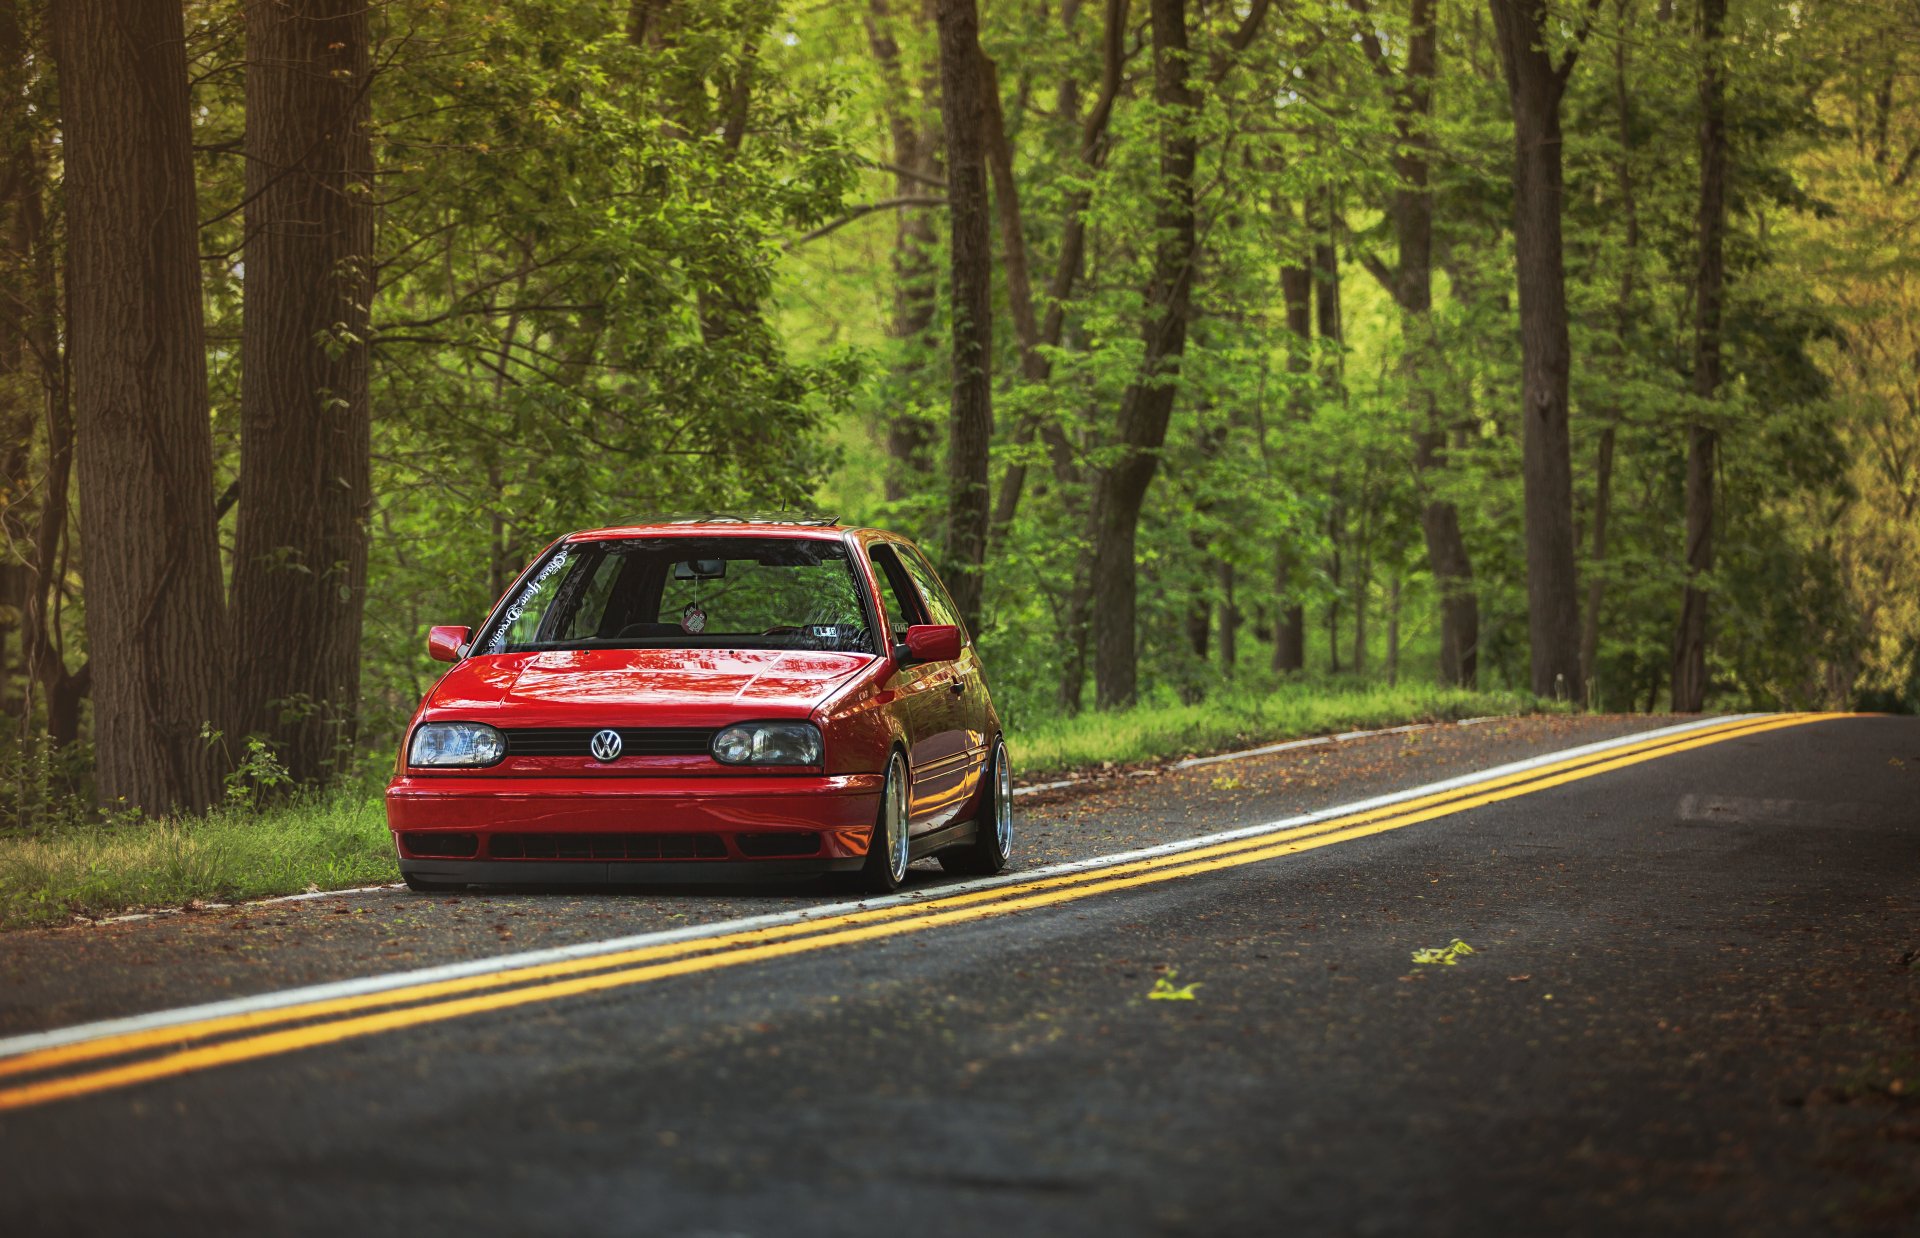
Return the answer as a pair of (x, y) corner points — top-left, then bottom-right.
(0, 713), (1829, 1113)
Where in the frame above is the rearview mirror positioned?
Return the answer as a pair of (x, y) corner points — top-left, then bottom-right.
(895, 624), (962, 665)
(673, 559), (727, 580)
(428, 625), (471, 663)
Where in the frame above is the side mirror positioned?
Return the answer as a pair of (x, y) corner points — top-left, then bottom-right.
(428, 625), (471, 663)
(894, 624), (962, 665)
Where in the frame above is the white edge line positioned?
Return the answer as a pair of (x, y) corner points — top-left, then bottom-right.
(0, 713), (1765, 1063)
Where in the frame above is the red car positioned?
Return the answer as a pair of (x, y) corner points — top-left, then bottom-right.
(385, 517), (1012, 894)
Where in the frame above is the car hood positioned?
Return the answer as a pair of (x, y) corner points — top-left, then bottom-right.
(424, 647), (876, 727)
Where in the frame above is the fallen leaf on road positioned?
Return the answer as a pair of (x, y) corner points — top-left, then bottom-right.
(1148, 969), (1202, 1001)
(1411, 939), (1477, 966)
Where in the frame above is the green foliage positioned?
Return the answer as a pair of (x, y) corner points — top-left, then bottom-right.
(4, 0), (1914, 816)
(0, 790), (393, 930)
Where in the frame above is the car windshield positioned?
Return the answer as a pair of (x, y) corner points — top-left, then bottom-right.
(478, 537), (874, 655)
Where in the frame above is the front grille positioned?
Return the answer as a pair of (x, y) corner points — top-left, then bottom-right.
(403, 831), (479, 858)
(488, 832), (728, 861)
(501, 727), (714, 758)
(735, 832), (823, 858)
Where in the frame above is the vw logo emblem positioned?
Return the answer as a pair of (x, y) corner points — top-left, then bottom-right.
(589, 729), (623, 762)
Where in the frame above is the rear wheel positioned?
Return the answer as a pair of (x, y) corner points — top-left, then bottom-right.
(939, 738), (1012, 876)
(858, 753), (912, 894)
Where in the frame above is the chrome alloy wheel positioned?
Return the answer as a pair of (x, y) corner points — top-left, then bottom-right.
(884, 755), (910, 883)
(993, 741), (1013, 857)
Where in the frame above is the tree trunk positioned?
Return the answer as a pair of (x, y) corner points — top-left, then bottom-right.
(932, 0), (993, 634)
(1386, 572), (1402, 685)
(865, 2), (942, 502)
(1090, 0), (1196, 710)
(1218, 560), (1237, 672)
(1356, 0), (1480, 687)
(1327, 528), (1343, 673)
(1273, 259), (1310, 671)
(1491, 0), (1583, 700)
(1671, 0), (1724, 713)
(0, 0), (32, 719)
(230, 0), (376, 784)
(1352, 533), (1370, 676)
(1581, 0), (1638, 706)
(1313, 191), (1345, 676)
(54, 0), (226, 813)
(8, 71), (83, 749)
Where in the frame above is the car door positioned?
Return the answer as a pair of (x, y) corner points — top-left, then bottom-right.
(868, 543), (970, 831)
(895, 544), (989, 818)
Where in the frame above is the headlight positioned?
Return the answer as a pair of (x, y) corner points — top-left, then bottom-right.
(711, 721), (823, 766)
(409, 722), (507, 768)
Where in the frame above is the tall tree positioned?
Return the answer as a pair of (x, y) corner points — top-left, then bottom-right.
(0, 0), (82, 749)
(1351, 0), (1479, 686)
(865, 0), (942, 502)
(1272, 255), (1311, 672)
(988, 0), (1128, 541)
(1490, 0), (1588, 698)
(54, 0), (226, 812)
(1579, 0), (1638, 700)
(933, 0), (992, 631)
(230, 0), (376, 782)
(1671, 0), (1725, 711)
(1089, 0), (1198, 709)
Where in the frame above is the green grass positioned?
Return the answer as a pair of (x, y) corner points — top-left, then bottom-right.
(0, 680), (1551, 930)
(1008, 680), (1550, 777)
(0, 793), (393, 931)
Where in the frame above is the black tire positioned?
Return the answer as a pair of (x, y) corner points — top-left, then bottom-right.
(402, 871), (463, 893)
(939, 738), (1012, 876)
(858, 752), (912, 894)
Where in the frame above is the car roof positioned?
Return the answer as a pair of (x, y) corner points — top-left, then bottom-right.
(563, 516), (895, 544)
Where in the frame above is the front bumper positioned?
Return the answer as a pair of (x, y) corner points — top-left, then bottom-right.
(386, 772), (882, 883)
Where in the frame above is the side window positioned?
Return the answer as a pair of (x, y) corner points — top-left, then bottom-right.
(868, 545), (926, 641)
(899, 547), (964, 635)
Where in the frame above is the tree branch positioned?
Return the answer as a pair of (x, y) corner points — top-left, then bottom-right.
(785, 196), (946, 248)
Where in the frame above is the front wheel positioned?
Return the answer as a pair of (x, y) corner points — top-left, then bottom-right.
(857, 752), (912, 894)
(939, 738), (1012, 876)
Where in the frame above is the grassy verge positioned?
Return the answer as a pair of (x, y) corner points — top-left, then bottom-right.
(0, 794), (393, 931)
(0, 680), (1549, 930)
(1008, 680), (1549, 777)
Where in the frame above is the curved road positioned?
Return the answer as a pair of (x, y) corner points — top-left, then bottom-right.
(2, 713), (1916, 1235)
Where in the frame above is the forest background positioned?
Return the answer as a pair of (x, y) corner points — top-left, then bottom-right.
(1, 0), (1916, 843)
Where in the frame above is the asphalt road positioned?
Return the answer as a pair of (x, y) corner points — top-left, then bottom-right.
(3, 713), (1916, 1236)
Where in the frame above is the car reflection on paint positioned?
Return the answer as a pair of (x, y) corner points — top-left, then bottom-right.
(385, 516), (1014, 894)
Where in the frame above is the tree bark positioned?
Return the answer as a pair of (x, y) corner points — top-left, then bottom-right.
(1671, 0), (1724, 712)
(1272, 259), (1310, 671)
(54, 0), (227, 813)
(1491, 0), (1584, 700)
(1090, 0), (1197, 710)
(0, 0), (32, 719)
(1580, 0), (1637, 705)
(1217, 560), (1237, 672)
(865, 0), (942, 502)
(1312, 190), (1345, 675)
(230, 0), (376, 784)
(1353, 0), (1480, 686)
(933, 0), (993, 633)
